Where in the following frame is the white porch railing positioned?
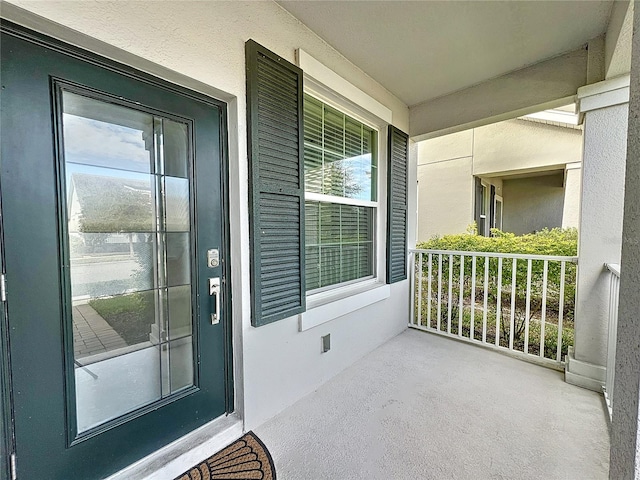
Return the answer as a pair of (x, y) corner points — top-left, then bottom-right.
(409, 249), (578, 369)
(604, 263), (620, 421)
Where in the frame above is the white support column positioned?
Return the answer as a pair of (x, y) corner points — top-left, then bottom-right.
(610, 3), (640, 477)
(566, 75), (630, 391)
(561, 162), (582, 229)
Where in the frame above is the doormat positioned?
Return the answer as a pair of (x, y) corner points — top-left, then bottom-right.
(175, 431), (276, 480)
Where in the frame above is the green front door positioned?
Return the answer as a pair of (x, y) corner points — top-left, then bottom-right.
(0, 24), (232, 479)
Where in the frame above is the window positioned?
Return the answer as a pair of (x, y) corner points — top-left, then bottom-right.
(475, 179), (496, 237)
(303, 94), (378, 291)
(494, 195), (503, 230)
(479, 183), (488, 235)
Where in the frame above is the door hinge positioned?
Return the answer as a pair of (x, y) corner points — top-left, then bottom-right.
(10, 453), (16, 480)
(0, 274), (6, 302)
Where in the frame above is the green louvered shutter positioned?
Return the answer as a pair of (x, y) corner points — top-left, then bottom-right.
(386, 125), (409, 284)
(246, 40), (305, 326)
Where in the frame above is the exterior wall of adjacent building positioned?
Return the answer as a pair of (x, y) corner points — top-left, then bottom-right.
(472, 116), (582, 175)
(417, 117), (582, 241)
(416, 155), (474, 239)
(501, 172), (565, 235)
(3, 0), (414, 437)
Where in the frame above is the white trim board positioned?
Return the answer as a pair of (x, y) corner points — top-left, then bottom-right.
(299, 283), (391, 331)
(577, 74), (630, 114)
(106, 414), (243, 480)
(296, 49), (393, 124)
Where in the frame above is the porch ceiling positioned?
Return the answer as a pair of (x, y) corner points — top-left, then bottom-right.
(276, 0), (614, 107)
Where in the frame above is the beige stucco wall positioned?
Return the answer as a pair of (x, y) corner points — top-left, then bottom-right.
(562, 164), (582, 229)
(417, 117), (582, 240)
(605, 0), (633, 80)
(473, 119), (583, 176)
(418, 129), (473, 165)
(574, 103), (627, 369)
(501, 173), (565, 235)
(417, 157), (473, 240)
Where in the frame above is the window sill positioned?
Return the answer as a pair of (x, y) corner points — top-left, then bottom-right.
(298, 280), (391, 332)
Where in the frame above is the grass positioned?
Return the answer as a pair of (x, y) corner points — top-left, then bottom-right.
(89, 290), (156, 346)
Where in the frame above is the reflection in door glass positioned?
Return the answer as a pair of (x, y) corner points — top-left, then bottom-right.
(62, 91), (195, 433)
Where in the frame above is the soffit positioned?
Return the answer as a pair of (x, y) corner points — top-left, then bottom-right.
(276, 1), (613, 107)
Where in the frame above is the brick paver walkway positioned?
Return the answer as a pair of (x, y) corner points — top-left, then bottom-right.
(73, 304), (127, 359)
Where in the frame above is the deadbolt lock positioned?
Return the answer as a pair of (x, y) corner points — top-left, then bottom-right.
(207, 248), (220, 268)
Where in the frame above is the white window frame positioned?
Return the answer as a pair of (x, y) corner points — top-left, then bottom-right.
(494, 194), (503, 230)
(296, 52), (392, 330)
(480, 181), (490, 236)
(303, 90), (382, 295)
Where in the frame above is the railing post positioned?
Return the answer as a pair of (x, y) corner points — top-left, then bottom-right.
(447, 254), (453, 334)
(427, 253), (432, 329)
(604, 263), (621, 420)
(458, 255), (464, 336)
(471, 255), (476, 340)
(483, 256), (489, 344)
(496, 257), (503, 347)
(509, 258), (517, 350)
(524, 259), (532, 354)
(410, 251), (415, 325)
(540, 260), (548, 358)
(437, 254), (442, 331)
(417, 253), (423, 327)
(557, 262), (566, 362)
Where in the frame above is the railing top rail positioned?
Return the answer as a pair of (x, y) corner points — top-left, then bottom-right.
(605, 263), (620, 277)
(410, 248), (578, 263)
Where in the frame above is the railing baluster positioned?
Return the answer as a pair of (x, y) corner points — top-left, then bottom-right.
(496, 257), (503, 347)
(417, 253), (423, 327)
(612, 274), (619, 409)
(483, 256), (489, 343)
(437, 254), (442, 331)
(604, 264), (620, 419)
(427, 253), (432, 328)
(509, 258), (517, 350)
(540, 260), (548, 358)
(410, 251), (416, 325)
(471, 255), (476, 340)
(458, 254), (464, 336)
(448, 254), (453, 334)
(607, 273), (614, 410)
(524, 259), (532, 354)
(556, 261), (566, 361)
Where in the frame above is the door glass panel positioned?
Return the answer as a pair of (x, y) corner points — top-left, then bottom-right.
(164, 177), (190, 232)
(69, 232), (155, 297)
(169, 338), (194, 392)
(163, 119), (189, 178)
(166, 233), (191, 287)
(168, 285), (193, 340)
(62, 91), (195, 434)
(63, 93), (154, 173)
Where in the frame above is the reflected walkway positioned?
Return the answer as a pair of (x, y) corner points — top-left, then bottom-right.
(73, 304), (127, 358)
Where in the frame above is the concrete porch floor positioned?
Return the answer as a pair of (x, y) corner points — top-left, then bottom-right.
(256, 329), (610, 479)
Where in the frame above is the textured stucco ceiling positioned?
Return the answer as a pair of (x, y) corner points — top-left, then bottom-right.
(277, 1), (614, 107)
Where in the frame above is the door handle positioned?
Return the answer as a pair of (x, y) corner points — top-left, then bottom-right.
(209, 277), (221, 325)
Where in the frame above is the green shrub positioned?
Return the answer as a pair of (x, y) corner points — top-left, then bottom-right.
(418, 226), (577, 256)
